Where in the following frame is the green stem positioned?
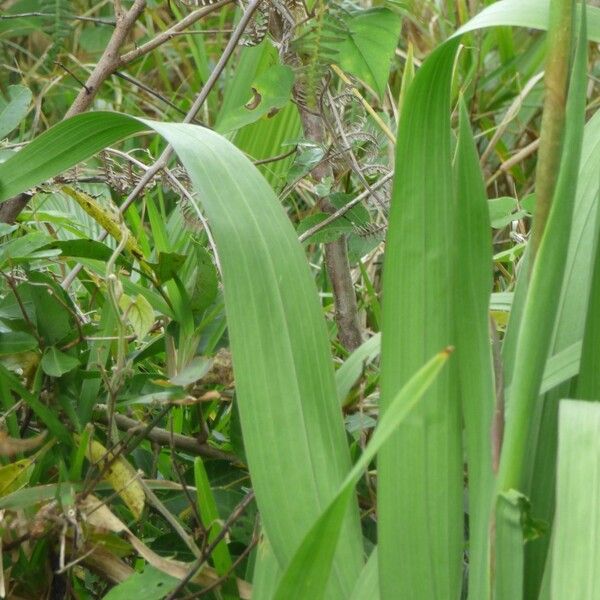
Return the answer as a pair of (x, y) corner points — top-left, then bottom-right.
(530, 0), (574, 261)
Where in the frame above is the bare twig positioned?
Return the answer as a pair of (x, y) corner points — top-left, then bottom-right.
(137, 476), (202, 558)
(61, 0), (262, 289)
(65, 0), (147, 118)
(164, 491), (256, 600)
(120, 0), (234, 65)
(92, 407), (238, 461)
(0, 12), (115, 25)
(298, 172), (393, 243)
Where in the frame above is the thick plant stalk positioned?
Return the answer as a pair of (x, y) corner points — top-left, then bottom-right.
(296, 108), (363, 352)
(530, 0), (574, 259)
(496, 0), (585, 494)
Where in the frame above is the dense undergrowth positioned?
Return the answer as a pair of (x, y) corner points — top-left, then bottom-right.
(0, 0), (599, 598)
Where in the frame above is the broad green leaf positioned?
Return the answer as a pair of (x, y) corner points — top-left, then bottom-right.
(0, 111), (365, 597)
(0, 85), (32, 139)
(150, 252), (185, 283)
(274, 349), (450, 600)
(119, 293), (155, 341)
(217, 65), (295, 133)
(0, 232), (55, 266)
(102, 565), (179, 600)
(489, 196), (518, 228)
(41, 239), (131, 265)
(41, 346), (79, 377)
(454, 0), (600, 42)
(332, 8), (402, 99)
(297, 213), (353, 245)
(378, 40), (463, 599)
(27, 271), (73, 345)
(0, 332), (38, 355)
(549, 400), (600, 597)
(454, 98), (496, 599)
(233, 101), (300, 190)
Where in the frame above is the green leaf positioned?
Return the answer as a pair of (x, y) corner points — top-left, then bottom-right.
(336, 333), (380, 406)
(497, 0), (588, 494)
(454, 98), (496, 599)
(489, 196), (518, 228)
(0, 111), (365, 596)
(149, 251), (187, 285)
(0, 85), (32, 139)
(454, 0), (600, 42)
(378, 40), (463, 599)
(0, 363), (71, 445)
(297, 213), (353, 244)
(119, 293), (155, 341)
(102, 565), (179, 600)
(349, 549), (379, 600)
(332, 8), (402, 98)
(273, 349), (450, 600)
(495, 490), (525, 600)
(217, 65), (295, 133)
(548, 400), (600, 597)
(41, 346), (79, 377)
(189, 245), (218, 314)
(194, 458), (233, 577)
(0, 331), (38, 355)
(27, 271), (73, 345)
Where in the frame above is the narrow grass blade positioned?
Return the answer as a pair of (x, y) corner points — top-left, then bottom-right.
(274, 349), (451, 600)
(193, 458), (233, 576)
(454, 98), (496, 599)
(378, 40), (463, 599)
(576, 193), (600, 398)
(549, 400), (600, 597)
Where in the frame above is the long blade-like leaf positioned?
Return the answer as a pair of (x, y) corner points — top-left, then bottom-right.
(378, 39), (463, 599)
(274, 349), (451, 600)
(0, 112), (365, 597)
(454, 98), (496, 599)
(549, 400), (600, 597)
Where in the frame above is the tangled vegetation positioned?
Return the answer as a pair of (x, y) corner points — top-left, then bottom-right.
(0, 0), (599, 598)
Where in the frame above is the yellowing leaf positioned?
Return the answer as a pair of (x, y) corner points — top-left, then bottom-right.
(61, 185), (144, 261)
(81, 437), (145, 519)
(118, 293), (154, 340)
(0, 458), (34, 497)
(80, 496), (252, 598)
